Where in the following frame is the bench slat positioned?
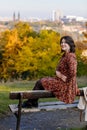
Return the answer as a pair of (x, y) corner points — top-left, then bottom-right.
(9, 90), (54, 99)
(9, 90), (84, 100)
(9, 104), (40, 113)
(9, 100), (78, 113)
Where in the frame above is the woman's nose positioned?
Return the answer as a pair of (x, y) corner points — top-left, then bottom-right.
(61, 42), (65, 45)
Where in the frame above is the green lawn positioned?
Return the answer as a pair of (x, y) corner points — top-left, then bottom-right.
(0, 77), (87, 117)
(0, 80), (35, 116)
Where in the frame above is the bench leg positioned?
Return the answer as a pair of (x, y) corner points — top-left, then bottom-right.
(16, 93), (23, 130)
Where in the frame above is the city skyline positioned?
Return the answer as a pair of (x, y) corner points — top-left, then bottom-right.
(0, 0), (87, 20)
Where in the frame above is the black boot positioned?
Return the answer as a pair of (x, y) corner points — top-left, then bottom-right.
(22, 99), (38, 108)
(22, 79), (43, 108)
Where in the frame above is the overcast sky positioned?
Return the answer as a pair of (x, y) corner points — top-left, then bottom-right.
(0, 0), (87, 19)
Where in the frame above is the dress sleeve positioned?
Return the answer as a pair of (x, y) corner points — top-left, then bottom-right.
(67, 54), (77, 79)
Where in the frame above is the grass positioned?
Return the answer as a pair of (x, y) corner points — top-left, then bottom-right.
(0, 80), (35, 117)
(77, 76), (87, 87)
(0, 76), (87, 117)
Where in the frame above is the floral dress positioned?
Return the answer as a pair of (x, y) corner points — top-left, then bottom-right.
(41, 52), (78, 104)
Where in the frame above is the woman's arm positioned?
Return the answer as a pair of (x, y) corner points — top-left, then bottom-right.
(56, 70), (67, 82)
(67, 54), (77, 79)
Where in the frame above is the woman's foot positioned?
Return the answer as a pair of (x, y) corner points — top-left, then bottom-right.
(22, 100), (38, 108)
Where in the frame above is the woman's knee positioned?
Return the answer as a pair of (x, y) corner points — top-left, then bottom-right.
(33, 79), (44, 90)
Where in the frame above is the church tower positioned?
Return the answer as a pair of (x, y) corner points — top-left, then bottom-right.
(18, 12), (20, 21)
(13, 12), (16, 21)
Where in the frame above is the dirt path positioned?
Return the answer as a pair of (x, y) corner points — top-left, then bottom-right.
(0, 108), (87, 130)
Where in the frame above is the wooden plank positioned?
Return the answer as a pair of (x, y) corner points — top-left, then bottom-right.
(9, 104), (40, 113)
(39, 100), (78, 106)
(9, 100), (78, 113)
(9, 90), (54, 99)
(9, 90), (84, 100)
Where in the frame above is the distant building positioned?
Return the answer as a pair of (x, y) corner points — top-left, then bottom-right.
(0, 24), (7, 32)
(61, 16), (69, 24)
(52, 10), (62, 22)
(13, 12), (20, 22)
(13, 12), (16, 22)
(18, 12), (20, 21)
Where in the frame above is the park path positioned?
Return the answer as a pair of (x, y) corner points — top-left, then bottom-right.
(0, 108), (87, 130)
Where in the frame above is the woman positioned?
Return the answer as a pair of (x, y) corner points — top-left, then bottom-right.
(22, 35), (80, 108)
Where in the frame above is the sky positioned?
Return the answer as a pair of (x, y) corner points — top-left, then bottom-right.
(0, 0), (87, 20)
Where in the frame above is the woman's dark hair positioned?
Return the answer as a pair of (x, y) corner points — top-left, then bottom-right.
(60, 36), (75, 53)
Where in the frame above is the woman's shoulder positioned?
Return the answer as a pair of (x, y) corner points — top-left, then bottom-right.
(66, 52), (76, 58)
(65, 53), (76, 61)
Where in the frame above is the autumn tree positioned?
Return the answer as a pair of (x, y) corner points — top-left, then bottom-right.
(75, 22), (87, 76)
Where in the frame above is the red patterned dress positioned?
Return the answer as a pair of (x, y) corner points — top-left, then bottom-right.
(41, 52), (78, 104)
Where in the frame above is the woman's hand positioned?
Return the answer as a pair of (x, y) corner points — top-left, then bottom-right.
(56, 71), (67, 82)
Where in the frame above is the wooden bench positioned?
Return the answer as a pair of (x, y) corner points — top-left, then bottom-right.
(9, 90), (84, 130)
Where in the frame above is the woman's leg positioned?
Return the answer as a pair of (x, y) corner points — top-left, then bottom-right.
(22, 79), (44, 108)
(33, 79), (44, 90)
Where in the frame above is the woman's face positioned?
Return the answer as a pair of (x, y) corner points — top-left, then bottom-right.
(60, 38), (70, 52)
